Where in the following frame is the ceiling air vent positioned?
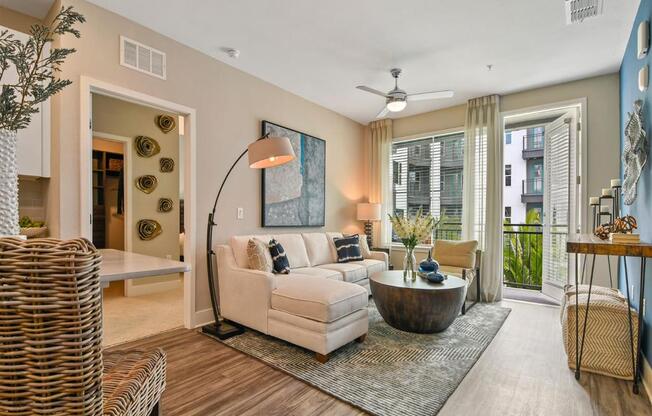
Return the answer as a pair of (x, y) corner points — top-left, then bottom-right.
(565, 0), (604, 25)
(120, 36), (166, 79)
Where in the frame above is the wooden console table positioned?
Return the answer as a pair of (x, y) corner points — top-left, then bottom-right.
(566, 234), (652, 394)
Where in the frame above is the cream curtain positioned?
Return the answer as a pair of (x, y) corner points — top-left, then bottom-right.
(462, 95), (502, 302)
(368, 119), (392, 247)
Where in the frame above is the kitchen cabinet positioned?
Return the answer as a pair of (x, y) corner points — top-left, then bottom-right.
(1, 25), (51, 178)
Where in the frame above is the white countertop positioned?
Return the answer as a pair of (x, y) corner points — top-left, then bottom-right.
(99, 249), (191, 283)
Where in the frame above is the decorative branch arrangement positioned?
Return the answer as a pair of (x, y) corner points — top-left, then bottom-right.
(0, 7), (85, 131)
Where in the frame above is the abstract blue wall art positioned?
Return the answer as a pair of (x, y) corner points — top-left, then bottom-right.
(261, 121), (325, 227)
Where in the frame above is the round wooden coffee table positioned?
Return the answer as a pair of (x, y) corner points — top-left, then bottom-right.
(369, 271), (467, 333)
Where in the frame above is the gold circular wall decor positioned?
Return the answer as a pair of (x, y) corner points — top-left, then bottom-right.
(135, 175), (158, 194)
(156, 115), (176, 134)
(159, 157), (175, 173)
(135, 136), (161, 158)
(137, 219), (162, 240)
(158, 198), (174, 213)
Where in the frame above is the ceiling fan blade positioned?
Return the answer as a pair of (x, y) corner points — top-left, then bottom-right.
(408, 90), (454, 101)
(376, 106), (390, 119)
(357, 85), (389, 97)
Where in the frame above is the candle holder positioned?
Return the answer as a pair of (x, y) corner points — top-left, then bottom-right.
(599, 195), (614, 227)
(611, 185), (622, 219)
(589, 201), (599, 231)
(598, 211), (613, 226)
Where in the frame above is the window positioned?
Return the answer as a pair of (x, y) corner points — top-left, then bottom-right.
(393, 161), (402, 185)
(505, 164), (512, 187)
(390, 132), (464, 243)
(505, 132), (512, 145)
(504, 206), (512, 223)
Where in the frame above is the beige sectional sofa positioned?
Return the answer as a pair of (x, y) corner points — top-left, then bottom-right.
(216, 232), (388, 362)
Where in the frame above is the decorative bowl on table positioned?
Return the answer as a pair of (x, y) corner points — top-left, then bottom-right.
(425, 272), (447, 284)
(417, 268), (447, 283)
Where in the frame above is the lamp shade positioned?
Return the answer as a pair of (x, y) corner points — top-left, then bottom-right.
(357, 203), (381, 221)
(248, 136), (295, 169)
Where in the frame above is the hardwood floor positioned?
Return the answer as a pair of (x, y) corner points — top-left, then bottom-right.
(108, 300), (652, 415)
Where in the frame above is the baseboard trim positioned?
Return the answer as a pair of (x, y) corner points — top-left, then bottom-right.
(642, 354), (652, 405)
(125, 278), (182, 297)
(193, 307), (215, 328)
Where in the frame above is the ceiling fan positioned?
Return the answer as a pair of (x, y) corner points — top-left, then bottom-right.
(357, 68), (454, 119)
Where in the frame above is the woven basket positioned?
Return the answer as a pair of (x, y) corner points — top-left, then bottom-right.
(562, 290), (638, 380)
(0, 237), (103, 415)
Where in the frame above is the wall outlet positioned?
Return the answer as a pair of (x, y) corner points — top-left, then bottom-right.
(237, 207), (244, 220)
(165, 254), (172, 260)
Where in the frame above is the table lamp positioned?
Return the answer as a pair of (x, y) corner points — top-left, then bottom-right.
(357, 203), (381, 248)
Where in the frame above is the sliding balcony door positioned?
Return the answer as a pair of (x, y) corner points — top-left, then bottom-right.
(541, 109), (579, 300)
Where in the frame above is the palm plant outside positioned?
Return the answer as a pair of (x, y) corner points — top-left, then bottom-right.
(503, 209), (543, 289)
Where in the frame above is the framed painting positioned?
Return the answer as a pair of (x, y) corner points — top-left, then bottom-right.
(261, 120), (325, 227)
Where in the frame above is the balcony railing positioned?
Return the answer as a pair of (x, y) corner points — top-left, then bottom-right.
(503, 223), (542, 290)
(522, 178), (543, 195)
(434, 222), (462, 241)
(522, 134), (544, 159)
(522, 134), (544, 151)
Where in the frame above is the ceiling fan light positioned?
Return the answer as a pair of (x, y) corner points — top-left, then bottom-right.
(386, 100), (406, 112)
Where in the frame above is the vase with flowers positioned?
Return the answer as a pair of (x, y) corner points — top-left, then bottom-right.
(389, 209), (442, 281)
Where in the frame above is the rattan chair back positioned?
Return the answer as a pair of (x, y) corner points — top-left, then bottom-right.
(0, 238), (103, 415)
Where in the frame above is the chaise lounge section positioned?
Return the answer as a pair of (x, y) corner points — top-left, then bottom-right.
(216, 232), (388, 361)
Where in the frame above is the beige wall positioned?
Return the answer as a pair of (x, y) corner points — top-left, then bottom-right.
(42, 0), (366, 315)
(92, 95), (181, 286)
(0, 6), (41, 33)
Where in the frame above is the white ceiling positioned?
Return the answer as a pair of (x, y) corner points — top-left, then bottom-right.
(7, 0), (640, 124)
(0, 0), (53, 19)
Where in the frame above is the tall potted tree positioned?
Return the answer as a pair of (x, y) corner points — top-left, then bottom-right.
(0, 7), (84, 236)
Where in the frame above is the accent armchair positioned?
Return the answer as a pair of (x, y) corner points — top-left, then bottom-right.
(0, 238), (166, 416)
(432, 239), (482, 314)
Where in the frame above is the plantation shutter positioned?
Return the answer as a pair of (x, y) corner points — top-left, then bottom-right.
(542, 109), (578, 300)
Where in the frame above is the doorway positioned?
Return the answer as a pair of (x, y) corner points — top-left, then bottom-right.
(80, 77), (197, 331)
(501, 101), (584, 304)
(90, 92), (186, 346)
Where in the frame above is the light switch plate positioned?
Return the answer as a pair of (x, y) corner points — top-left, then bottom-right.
(237, 207), (244, 220)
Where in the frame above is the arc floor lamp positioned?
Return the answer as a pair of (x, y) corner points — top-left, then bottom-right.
(202, 132), (295, 340)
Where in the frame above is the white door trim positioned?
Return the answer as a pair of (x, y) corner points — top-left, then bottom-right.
(500, 98), (588, 232)
(80, 76), (198, 329)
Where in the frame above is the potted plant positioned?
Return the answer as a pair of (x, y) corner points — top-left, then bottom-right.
(0, 7), (84, 236)
(389, 209), (443, 281)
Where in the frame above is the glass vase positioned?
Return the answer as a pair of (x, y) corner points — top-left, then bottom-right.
(403, 247), (417, 281)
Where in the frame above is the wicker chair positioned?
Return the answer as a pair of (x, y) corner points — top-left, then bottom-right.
(0, 238), (166, 416)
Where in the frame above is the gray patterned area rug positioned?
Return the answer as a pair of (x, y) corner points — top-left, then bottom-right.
(216, 302), (510, 416)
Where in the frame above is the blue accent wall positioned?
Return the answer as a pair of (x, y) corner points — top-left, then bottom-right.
(620, 0), (652, 363)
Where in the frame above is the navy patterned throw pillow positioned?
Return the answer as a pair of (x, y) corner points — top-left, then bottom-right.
(268, 239), (290, 274)
(333, 234), (363, 263)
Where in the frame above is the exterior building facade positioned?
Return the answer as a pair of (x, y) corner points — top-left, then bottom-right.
(503, 126), (544, 224)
